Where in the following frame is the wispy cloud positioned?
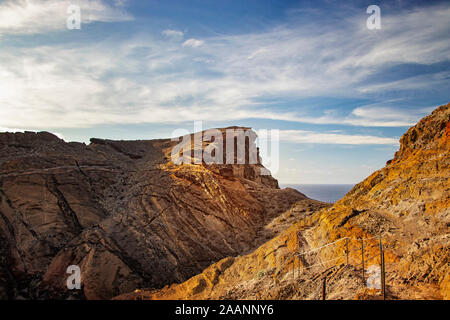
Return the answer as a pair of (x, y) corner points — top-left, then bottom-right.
(162, 29), (184, 39)
(0, 2), (448, 130)
(182, 38), (204, 48)
(274, 102), (427, 127)
(0, 0), (132, 35)
(279, 130), (399, 145)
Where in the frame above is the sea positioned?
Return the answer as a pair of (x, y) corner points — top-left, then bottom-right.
(281, 184), (355, 204)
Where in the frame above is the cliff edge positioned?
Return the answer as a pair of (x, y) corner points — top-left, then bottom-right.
(0, 128), (327, 299)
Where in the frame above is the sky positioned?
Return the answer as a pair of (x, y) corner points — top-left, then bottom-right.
(0, 0), (449, 184)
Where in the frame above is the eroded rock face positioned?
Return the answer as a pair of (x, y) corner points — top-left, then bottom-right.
(0, 128), (324, 299)
(117, 103), (449, 300)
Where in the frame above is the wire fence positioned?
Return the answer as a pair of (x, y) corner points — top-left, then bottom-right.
(252, 220), (388, 300)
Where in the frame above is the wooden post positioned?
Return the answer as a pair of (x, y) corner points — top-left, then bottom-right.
(292, 257), (295, 283)
(258, 253), (261, 280)
(379, 237), (383, 298)
(381, 249), (386, 300)
(346, 238), (349, 266)
(361, 238), (365, 281)
(272, 245), (276, 286)
(322, 276), (326, 300)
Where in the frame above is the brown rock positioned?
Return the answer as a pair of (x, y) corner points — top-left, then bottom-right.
(0, 127), (326, 299)
(120, 103), (449, 300)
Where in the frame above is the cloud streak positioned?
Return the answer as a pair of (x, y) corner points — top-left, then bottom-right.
(0, 2), (448, 130)
(162, 29), (184, 39)
(279, 130), (399, 145)
(0, 0), (132, 35)
(182, 38), (205, 48)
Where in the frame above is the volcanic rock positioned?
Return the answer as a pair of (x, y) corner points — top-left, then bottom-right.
(117, 103), (449, 300)
(0, 127), (327, 299)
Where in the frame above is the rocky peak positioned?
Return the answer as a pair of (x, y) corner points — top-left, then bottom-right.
(0, 131), (62, 147)
(119, 103), (449, 300)
(390, 103), (449, 164)
(0, 126), (323, 299)
(169, 126), (279, 188)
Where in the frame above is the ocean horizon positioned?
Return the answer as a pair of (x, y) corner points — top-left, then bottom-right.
(281, 184), (355, 204)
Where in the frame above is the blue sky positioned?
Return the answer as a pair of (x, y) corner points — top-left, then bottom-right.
(0, 0), (449, 183)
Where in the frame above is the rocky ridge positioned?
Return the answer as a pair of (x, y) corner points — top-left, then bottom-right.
(0, 127), (328, 299)
(117, 103), (449, 300)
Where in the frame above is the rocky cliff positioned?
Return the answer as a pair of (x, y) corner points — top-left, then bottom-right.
(117, 103), (449, 300)
(0, 127), (328, 299)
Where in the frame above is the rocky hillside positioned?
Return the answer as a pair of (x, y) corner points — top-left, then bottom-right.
(117, 103), (449, 300)
(0, 127), (328, 299)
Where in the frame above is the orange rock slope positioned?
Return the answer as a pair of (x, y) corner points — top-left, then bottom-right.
(116, 103), (449, 300)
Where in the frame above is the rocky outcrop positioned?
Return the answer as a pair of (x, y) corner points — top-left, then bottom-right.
(118, 103), (449, 300)
(0, 128), (327, 299)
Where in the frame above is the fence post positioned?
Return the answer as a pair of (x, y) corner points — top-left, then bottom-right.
(292, 257), (295, 283)
(322, 276), (326, 300)
(381, 247), (386, 300)
(272, 244), (277, 286)
(379, 237), (383, 298)
(346, 238), (349, 266)
(361, 238), (365, 281)
(258, 252), (262, 281)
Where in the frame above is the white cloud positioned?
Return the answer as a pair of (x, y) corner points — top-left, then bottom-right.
(182, 38), (204, 48)
(279, 130), (399, 145)
(114, 0), (127, 7)
(351, 105), (415, 122)
(162, 29), (184, 39)
(0, 3), (448, 130)
(358, 71), (450, 94)
(0, 0), (132, 35)
(275, 103), (426, 127)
